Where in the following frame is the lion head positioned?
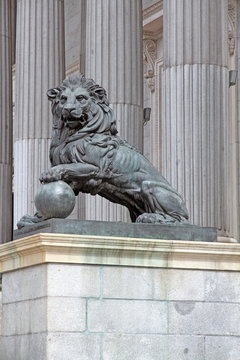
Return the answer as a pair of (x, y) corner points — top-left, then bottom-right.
(47, 73), (117, 136)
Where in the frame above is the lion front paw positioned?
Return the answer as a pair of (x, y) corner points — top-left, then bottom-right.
(39, 166), (67, 183)
(17, 212), (44, 229)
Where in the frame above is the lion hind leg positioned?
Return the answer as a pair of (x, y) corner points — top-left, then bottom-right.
(139, 181), (189, 224)
(140, 181), (164, 213)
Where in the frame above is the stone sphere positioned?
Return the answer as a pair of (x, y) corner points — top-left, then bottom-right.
(35, 181), (76, 219)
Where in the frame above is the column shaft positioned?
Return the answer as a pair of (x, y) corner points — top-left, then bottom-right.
(14, 0), (65, 226)
(163, 0), (228, 231)
(66, 0), (87, 221)
(0, 1), (13, 242)
(85, 0), (143, 221)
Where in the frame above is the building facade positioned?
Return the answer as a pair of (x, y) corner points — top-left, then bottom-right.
(2, 2), (240, 359)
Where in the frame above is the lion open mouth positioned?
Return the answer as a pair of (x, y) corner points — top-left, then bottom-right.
(62, 113), (88, 129)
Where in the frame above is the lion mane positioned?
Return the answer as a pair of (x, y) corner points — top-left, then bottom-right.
(48, 73), (119, 164)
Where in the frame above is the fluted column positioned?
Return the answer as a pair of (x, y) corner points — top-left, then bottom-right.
(0, 1), (13, 242)
(85, 0), (143, 222)
(14, 0), (65, 226)
(163, 0), (228, 232)
(66, 0), (87, 221)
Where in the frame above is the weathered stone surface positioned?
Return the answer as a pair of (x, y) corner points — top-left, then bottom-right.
(205, 271), (240, 302)
(1, 252), (239, 359)
(47, 297), (86, 332)
(169, 302), (240, 335)
(2, 264), (100, 303)
(88, 299), (168, 333)
(1, 334), (47, 360)
(205, 336), (240, 360)
(102, 267), (153, 299)
(103, 334), (205, 360)
(153, 269), (205, 301)
(14, 218), (217, 242)
(2, 265), (47, 303)
(47, 264), (100, 298)
(47, 333), (100, 360)
(103, 334), (167, 360)
(166, 335), (205, 360)
(2, 298), (47, 336)
(2, 296), (86, 336)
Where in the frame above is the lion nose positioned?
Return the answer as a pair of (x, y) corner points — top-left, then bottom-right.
(65, 107), (75, 113)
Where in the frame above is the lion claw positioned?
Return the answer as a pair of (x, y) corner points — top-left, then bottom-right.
(136, 213), (177, 224)
(39, 166), (66, 183)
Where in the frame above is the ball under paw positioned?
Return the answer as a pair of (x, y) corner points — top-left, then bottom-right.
(35, 180), (76, 219)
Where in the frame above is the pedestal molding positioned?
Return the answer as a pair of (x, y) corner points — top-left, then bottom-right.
(1, 233), (240, 273)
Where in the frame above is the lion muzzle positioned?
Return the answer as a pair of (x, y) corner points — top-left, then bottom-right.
(62, 108), (88, 129)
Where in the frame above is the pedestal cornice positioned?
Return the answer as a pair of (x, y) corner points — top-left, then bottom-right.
(1, 233), (240, 273)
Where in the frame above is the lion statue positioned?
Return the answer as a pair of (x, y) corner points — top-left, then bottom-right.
(18, 73), (189, 227)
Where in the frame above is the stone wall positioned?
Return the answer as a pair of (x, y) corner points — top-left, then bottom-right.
(1, 263), (240, 360)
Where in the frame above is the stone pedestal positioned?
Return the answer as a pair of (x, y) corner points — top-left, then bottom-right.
(1, 232), (240, 359)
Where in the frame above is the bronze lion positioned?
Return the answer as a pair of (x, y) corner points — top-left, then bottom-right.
(37, 73), (189, 224)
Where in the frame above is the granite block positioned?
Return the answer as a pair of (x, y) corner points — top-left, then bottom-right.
(169, 301), (240, 336)
(47, 333), (101, 360)
(103, 334), (205, 360)
(47, 297), (86, 332)
(205, 336), (240, 360)
(102, 267), (153, 299)
(2, 265), (47, 303)
(153, 269), (205, 301)
(88, 299), (168, 334)
(2, 298), (47, 336)
(0, 334), (47, 360)
(47, 264), (100, 298)
(205, 271), (240, 302)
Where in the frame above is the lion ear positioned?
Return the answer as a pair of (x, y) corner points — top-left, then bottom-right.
(47, 88), (60, 102)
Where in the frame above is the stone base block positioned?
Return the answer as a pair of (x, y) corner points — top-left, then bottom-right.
(1, 233), (240, 359)
(14, 218), (217, 242)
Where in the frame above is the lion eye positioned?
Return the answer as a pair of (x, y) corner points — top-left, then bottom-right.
(61, 95), (67, 101)
(76, 95), (86, 101)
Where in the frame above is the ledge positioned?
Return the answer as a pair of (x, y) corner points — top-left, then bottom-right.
(13, 218), (217, 242)
(1, 233), (240, 273)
